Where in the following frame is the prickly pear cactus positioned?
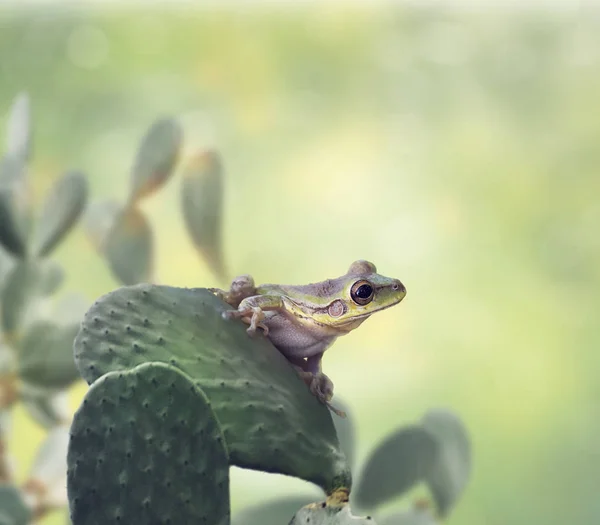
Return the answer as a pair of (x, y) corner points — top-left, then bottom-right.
(73, 284), (351, 493)
(84, 118), (182, 285)
(67, 362), (230, 525)
(289, 499), (376, 525)
(0, 92), (90, 521)
(180, 149), (228, 281)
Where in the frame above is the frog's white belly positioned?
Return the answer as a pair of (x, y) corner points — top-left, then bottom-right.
(263, 311), (337, 359)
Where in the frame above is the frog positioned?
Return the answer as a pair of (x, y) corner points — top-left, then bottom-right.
(209, 260), (406, 417)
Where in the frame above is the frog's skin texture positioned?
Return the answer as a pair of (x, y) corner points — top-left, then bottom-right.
(210, 260), (406, 416)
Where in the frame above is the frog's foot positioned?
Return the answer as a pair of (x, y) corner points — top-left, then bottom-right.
(292, 367), (346, 418)
(222, 306), (269, 336)
(209, 275), (256, 308)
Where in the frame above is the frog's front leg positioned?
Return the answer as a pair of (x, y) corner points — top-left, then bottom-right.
(222, 295), (283, 336)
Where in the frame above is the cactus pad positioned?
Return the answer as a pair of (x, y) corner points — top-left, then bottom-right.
(421, 409), (471, 517)
(290, 502), (376, 525)
(74, 284), (350, 493)
(103, 207), (153, 285)
(18, 321), (80, 389)
(128, 118), (182, 204)
(1, 260), (44, 337)
(34, 171), (88, 257)
(353, 426), (439, 510)
(67, 361), (230, 525)
(180, 150), (227, 281)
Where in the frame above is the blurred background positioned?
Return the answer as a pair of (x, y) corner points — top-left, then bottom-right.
(1, 0), (598, 524)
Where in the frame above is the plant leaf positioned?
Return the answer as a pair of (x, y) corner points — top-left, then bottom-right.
(17, 321), (80, 389)
(353, 426), (439, 511)
(5, 92), (31, 161)
(181, 149), (227, 281)
(34, 171), (88, 257)
(421, 409), (472, 518)
(128, 117), (182, 204)
(103, 207), (153, 285)
(74, 285), (351, 493)
(67, 362), (230, 525)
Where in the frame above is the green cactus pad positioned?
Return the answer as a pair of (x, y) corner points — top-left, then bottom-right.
(83, 199), (121, 252)
(421, 409), (471, 518)
(39, 260), (65, 296)
(1, 260), (45, 337)
(128, 118), (182, 204)
(290, 502), (376, 524)
(5, 92), (31, 161)
(103, 207), (153, 285)
(180, 150), (227, 281)
(0, 484), (31, 525)
(0, 158), (29, 258)
(34, 171), (88, 257)
(353, 426), (439, 511)
(74, 284), (350, 493)
(67, 361), (230, 525)
(17, 320), (80, 389)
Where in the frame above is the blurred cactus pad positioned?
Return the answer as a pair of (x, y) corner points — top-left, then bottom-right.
(84, 117), (227, 286)
(0, 92), (91, 522)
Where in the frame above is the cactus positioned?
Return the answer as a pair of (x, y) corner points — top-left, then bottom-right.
(180, 149), (228, 281)
(67, 361), (230, 525)
(84, 118), (182, 285)
(73, 284), (350, 493)
(0, 92), (90, 521)
(290, 502), (377, 525)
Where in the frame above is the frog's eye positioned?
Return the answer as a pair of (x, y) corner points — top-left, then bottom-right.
(350, 280), (374, 306)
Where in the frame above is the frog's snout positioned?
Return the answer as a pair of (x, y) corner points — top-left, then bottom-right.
(391, 279), (406, 296)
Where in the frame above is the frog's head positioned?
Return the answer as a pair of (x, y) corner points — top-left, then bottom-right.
(324, 260), (406, 330)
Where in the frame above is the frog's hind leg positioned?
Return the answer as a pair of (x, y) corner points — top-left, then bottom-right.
(290, 354), (346, 418)
(222, 294), (283, 336)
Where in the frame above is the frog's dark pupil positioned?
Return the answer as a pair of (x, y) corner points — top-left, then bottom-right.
(356, 284), (373, 299)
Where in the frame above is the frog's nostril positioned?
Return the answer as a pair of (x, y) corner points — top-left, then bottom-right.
(392, 280), (406, 293)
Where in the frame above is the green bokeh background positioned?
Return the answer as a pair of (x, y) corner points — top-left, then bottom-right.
(1, 2), (598, 524)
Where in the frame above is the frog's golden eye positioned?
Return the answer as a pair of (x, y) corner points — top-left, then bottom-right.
(350, 280), (374, 306)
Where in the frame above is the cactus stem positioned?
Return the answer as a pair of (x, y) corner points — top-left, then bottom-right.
(326, 487), (350, 507)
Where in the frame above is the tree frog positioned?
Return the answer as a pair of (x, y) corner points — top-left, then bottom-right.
(210, 260), (406, 417)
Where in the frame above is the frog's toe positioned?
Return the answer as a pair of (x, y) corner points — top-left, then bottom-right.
(257, 322), (269, 336)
